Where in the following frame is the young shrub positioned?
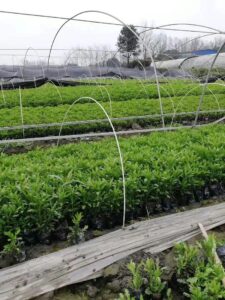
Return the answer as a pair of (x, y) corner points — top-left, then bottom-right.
(122, 258), (172, 300)
(118, 289), (143, 300)
(175, 242), (201, 280)
(127, 260), (144, 292)
(185, 264), (225, 300)
(1, 228), (25, 262)
(117, 260), (144, 300)
(144, 258), (167, 298)
(175, 236), (225, 300)
(67, 212), (88, 245)
(197, 234), (217, 264)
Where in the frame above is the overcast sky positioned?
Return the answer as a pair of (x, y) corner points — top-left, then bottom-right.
(0, 0), (224, 64)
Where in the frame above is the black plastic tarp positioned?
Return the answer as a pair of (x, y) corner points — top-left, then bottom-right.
(0, 78), (109, 90)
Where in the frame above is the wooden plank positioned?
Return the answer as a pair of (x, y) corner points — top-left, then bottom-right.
(1, 202), (225, 300)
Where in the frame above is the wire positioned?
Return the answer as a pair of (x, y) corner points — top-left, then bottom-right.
(0, 9), (220, 34)
(0, 48), (117, 52)
(0, 53), (63, 57)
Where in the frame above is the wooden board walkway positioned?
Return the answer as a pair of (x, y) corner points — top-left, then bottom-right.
(1, 202), (225, 300)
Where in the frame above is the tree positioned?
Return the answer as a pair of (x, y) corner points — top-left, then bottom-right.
(117, 25), (139, 66)
(141, 30), (168, 61)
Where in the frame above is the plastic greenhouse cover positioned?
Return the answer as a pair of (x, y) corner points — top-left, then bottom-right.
(155, 53), (225, 71)
(155, 58), (188, 70)
(182, 53), (225, 69)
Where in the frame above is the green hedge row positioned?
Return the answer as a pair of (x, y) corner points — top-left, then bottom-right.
(0, 80), (225, 108)
(0, 124), (224, 247)
(0, 94), (224, 139)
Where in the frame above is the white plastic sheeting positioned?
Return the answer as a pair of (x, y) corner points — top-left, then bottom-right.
(182, 53), (225, 70)
(156, 53), (225, 70)
(155, 58), (187, 70)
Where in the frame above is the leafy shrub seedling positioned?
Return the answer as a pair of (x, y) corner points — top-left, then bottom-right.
(144, 258), (166, 297)
(67, 212), (88, 245)
(0, 228), (25, 262)
(119, 258), (171, 299)
(175, 235), (225, 299)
